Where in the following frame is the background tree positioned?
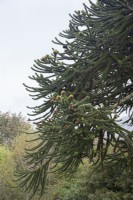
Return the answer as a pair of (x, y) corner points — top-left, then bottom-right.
(0, 112), (31, 147)
(18, 0), (133, 198)
(0, 111), (33, 199)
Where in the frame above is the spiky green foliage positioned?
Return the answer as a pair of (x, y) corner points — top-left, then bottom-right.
(17, 0), (133, 197)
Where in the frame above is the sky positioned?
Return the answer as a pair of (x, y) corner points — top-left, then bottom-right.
(0, 0), (93, 117)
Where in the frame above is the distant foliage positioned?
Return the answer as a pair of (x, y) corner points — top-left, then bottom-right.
(0, 114), (35, 200)
(0, 144), (27, 200)
(0, 112), (31, 146)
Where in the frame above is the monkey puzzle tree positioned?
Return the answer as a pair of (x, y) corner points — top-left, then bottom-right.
(18, 0), (133, 197)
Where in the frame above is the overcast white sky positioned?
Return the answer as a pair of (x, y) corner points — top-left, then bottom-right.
(0, 0), (95, 117)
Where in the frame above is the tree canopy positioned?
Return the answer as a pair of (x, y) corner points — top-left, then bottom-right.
(0, 112), (31, 147)
(18, 0), (133, 198)
(0, 112), (32, 200)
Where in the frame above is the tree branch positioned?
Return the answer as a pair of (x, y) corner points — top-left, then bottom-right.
(112, 92), (133, 109)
